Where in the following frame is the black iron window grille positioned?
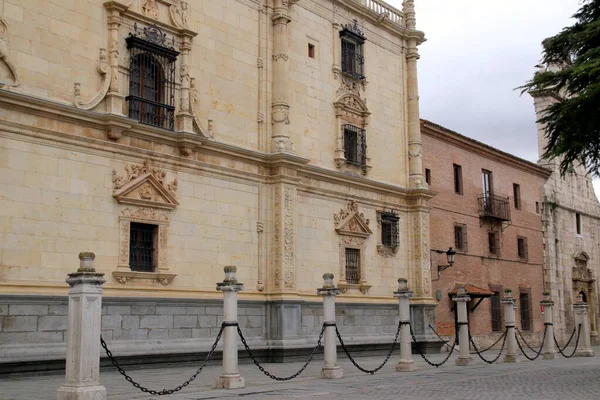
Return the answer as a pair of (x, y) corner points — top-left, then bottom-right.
(488, 231), (499, 255)
(520, 292), (531, 331)
(517, 236), (528, 260)
(381, 212), (400, 247)
(490, 291), (502, 332)
(126, 23), (179, 130)
(340, 20), (365, 79)
(454, 223), (468, 251)
(343, 124), (366, 166)
(129, 222), (157, 272)
(345, 248), (360, 284)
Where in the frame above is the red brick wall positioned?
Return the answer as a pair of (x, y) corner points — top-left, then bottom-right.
(422, 121), (548, 345)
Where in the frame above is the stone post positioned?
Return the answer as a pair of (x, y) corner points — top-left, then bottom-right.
(453, 284), (472, 366)
(318, 273), (343, 379)
(573, 294), (594, 357)
(394, 278), (415, 371)
(215, 266), (245, 389)
(57, 253), (106, 400)
(541, 292), (557, 360)
(502, 289), (519, 363)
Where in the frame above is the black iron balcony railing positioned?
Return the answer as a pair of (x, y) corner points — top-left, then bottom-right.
(478, 194), (511, 221)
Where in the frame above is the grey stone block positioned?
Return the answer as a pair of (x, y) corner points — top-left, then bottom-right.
(156, 306), (187, 315)
(246, 315), (262, 329)
(132, 305), (156, 315)
(238, 316), (248, 328)
(350, 308), (365, 316)
(186, 306), (205, 315)
(168, 329), (192, 339)
(368, 316), (382, 326)
(0, 305), (8, 315)
(101, 305), (108, 315)
(375, 309), (392, 316)
(343, 316), (355, 326)
(140, 315), (173, 329)
(48, 305), (68, 316)
(174, 315), (198, 328)
(2, 316), (38, 332)
(205, 306), (223, 316)
(101, 330), (113, 340)
(302, 315), (315, 327)
(38, 316), (68, 331)
(8, 304), (48, 316)
(245, 307), (263, 316)
(148, 329), (169, 339)
(242, 328), (262, 338)
(0, 331), (63, 344)
(107, 305), (131, 315)
(122, 316), (140, 331)
(198, 315), (217, 328)
(114, 329), (149, 340)
(192, 328), (211, 338)
(354, 316), (368, 326)
(102, 315), (122, 330)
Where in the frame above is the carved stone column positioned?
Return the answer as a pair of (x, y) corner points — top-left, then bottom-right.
(271, 183), (296, 291)
(177, 35), (194, 133)
(403, 0), (426, 189)
(104, 1), (127, 115)
(271, 0), (294, 153)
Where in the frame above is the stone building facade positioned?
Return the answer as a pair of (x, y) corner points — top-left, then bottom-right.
(531, 85), (600, 345)
(0, 0), (435, 369)
(421, 120), (552, 348)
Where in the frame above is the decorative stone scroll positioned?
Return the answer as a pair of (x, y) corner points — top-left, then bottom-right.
(0, 17), (20, 88)
(73, 49), (111, 110)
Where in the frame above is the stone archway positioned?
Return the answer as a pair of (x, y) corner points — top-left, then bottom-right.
(572, 252), (597, 336)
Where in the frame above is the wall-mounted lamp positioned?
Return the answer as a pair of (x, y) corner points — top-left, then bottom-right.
(437, 247), (456, 274)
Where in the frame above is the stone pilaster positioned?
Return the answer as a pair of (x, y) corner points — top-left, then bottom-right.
(177, 35), (195, 133)
(104, 1), (127, 115)
(271, 183), (297, 291)
(271, 0), (294, 153)
(57, 252), (106, 400)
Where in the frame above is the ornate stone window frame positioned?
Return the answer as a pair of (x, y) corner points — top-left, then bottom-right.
(112, 159), (178, 286)
(334, 200), (372, 294)
(376, 210), (400, 258)
(334, 91), (371, 174)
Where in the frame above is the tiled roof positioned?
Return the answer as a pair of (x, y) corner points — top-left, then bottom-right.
(448, 283), (494, 297)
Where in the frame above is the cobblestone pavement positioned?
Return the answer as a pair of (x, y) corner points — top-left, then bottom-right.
(2, 346), (599, 400)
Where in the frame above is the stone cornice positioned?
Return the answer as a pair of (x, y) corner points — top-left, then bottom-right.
(421, 119), (552, 179)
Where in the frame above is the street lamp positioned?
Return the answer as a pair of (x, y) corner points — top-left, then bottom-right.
(437, 247), (456, 274)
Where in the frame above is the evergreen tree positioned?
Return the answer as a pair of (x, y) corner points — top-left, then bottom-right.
(519, 0), (600, 176)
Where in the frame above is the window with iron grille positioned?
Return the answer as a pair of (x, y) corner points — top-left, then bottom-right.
(381, 212), (400, 247)
(454, 223), (468, 251)
(340, 22), (365, 79)
(490, 291), (502, 332)
(345, 248), (360, 284)
(126, 24), (179, 130)
(520, 292), (531, 331)
(517, 236), (528, 260)
(488, 231), (499, 255)
(129, 222), (157, 272)
(343, 124), (367, 166)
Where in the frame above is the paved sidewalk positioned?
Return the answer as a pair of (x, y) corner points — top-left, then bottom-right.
(1, 346), (599, 400)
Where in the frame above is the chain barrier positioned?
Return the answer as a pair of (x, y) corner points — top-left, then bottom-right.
(553, 324), (581, 358)
(410, 326), (456, 368)
(100, 322), (229, 396)
(468, 328), (507, 364)
(237, 323), (327, 381)
(515, 325), (547, 361)
(427, 323), (456, 351)
(334, 320), (405, 374)
(470, 330), (506, 354)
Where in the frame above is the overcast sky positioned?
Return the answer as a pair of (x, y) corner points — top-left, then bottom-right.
(386, 0), (589, 183)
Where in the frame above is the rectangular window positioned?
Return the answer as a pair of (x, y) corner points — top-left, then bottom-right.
(129, 222), (157, 272)
(513, 184), (521, 210)
(308, 43), (315, 58)
(491, 291), (502, 332)
(340, 28), (365, 79)
(488, 231), (499, 255)
(454, 223), (468, 251)
(345, 248), (360, 284)
(425, 168), (431, 185)
(453, 164), (462, 194)
(576, 213), (582, 235)
(343, 124), (366, 166)
(520, 292), (531, 331)
(517, 237), (528, 260)
(381, 212), (400, 247)
(536, 201), (540, 214)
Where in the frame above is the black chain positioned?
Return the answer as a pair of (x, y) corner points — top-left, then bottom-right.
(237, 323), (326, 381)
(334, 320), (405, 374)
(554, 324), (581, 358)
(470, 330), (506, 354)
(469, 328), (507, 364)
(515, 325), (547, 361)
(410, 326), (456, 367)
(100, 323), (226, 396)
(428, 323), (456, 350)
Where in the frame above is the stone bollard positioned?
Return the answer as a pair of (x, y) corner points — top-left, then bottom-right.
(215, 266), (245, 389)
(394, 278), (415, 371)
(502, 289), (519, 363)
(453, 284), (472, 366)
(573, 294), (594, 357)
(57, 252), (106, 400)
(318, 273), (343, 379)
(541, 292), (557, 360)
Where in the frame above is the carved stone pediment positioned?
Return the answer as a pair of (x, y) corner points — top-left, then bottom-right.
(334, 200), (372, 237)
(334, 93), (370, 119)
(112, 160), (178, 209)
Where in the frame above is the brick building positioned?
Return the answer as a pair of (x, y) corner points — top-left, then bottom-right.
(0, 0), (437, 370)
(421, 120), (552, 348)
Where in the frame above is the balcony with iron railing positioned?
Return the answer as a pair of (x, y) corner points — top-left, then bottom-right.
(354, 0), (404, 26)
(477, 194), (511, 222)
